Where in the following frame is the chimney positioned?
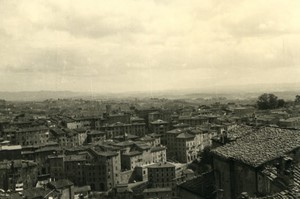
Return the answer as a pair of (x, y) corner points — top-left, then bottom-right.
(221, 131), (228, 144)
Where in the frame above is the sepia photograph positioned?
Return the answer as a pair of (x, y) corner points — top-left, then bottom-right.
(0, 0), (300, 198)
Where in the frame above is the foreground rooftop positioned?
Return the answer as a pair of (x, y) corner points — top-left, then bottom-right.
(212, 127), (300, 167)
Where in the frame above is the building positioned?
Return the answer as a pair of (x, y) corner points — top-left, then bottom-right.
(143, 162), (176, 199)
(0, 145), (22, 161)
(100, 122), (146, 138)
(178, 115), (209, 127)
(177, 171), (215, 199)
(74, 185), (91, 199)
(0, 160), (38, 191)
(211, 127), (300, 199)
(1, 126), (49, 146)
(137, 135), (161, 147)
(48, 179), (74, 199)
(149, 119), (169, 134)
(48, 154), (65, 180)
(147, 162), (176, 188)
(102, 113), (131, 125)
(16, 142), (61, 177)
(121, 144), (167, 171)
(50, 147), (122, 192)
(279, 116), (300, 129)
(143, 187), (173, 199)
(135, 108), (160, 127)
(175, 132), (197, 163)
(109, 183), (134, 199)
(166, 128), (214, 163)
(49, 127), (85, 147)
(86, 130), (106, 143)
(149, 120), (169, 145)
(21, 187), (60, 199)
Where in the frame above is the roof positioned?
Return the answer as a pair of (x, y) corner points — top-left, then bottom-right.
(125, 134), (139, 140)
(147, 162), (175, 168)
(211, 127), (300, 167)
(110, 122), (127, 127)
(90, 148), (119, 157)
(64, 154), (87, 162)
(176, 132), (195, 139)
(178, 115), (208, 120)
(88, 130), (106, 135)
(35, 146), (61, 153)
(173, 123), (190, 128)
(114, 140), (135, 147)
(122, 151), (142, 156)
(224, 125), (254, 140)
(130, 116), (144, 121)
(182, 169), (194, 175)
(0, 145), (22, 151)
(143, 187), (172, 193)
(166, 129), (183, 134)
(250, 189), (300, 199)
(150, 146), (166, 152)
(0, 192), (23, 199)
(3, 126), (49, 133)
(150, 119), (168, 125)
(22, 187), (59, 199)
(74, 185), (91, 194)
(148, 133), (162, 138)
(149, 111), (160, 115)
(259, 164), (300, 197)
(138, 136), (155, 142)
(48, 179), (74, 189)
(134, 142), (151, 150)
(178, 171), (215, 197)
(0, 160), (37, 170)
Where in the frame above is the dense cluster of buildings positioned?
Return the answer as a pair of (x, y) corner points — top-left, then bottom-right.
(0, 97), (299, 199)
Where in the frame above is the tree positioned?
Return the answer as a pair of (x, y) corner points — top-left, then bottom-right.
(257, 93), (278, 109)
(295, 95), (300, 104)
(257, 93), (285, 109)
(277, 99), (285, 108)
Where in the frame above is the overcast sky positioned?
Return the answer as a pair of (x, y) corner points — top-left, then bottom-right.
(0, 0), (300, 93)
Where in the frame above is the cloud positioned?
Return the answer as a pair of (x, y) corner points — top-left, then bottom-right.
(0, 0), (300, 92)
(214, 0), (300, 38)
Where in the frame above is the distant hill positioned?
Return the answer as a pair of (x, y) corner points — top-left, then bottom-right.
(0, 82), (299, 101)
(0, 91), (85, 101)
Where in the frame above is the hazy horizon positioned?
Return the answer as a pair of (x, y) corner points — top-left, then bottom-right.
(0, 81), (299, 94)
(1, 0), (300, 93)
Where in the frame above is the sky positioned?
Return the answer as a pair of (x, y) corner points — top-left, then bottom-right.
(0, 0), (300, 93)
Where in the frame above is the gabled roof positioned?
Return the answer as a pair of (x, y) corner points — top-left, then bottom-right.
(150, 119), (168, 124)
(176, 132), (195, 139)
(212, 127), (300, 168)
(166, 129), (183, 134)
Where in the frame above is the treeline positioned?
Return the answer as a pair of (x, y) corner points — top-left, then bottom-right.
(256, 93), (300, 110)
